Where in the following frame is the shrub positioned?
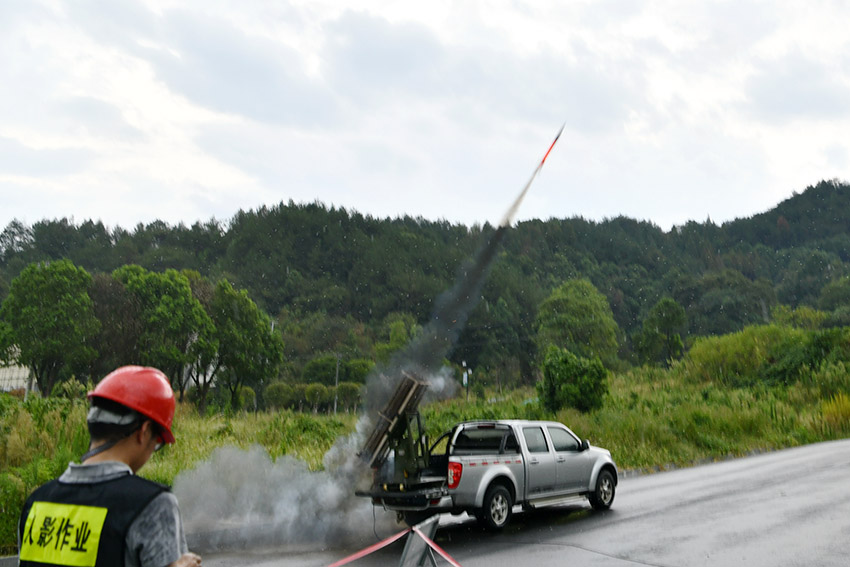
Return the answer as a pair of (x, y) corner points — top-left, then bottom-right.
(762, 328), (850, 386)
(472, 381), (486, 401)
(687, 325), (803, 386)
(537, 345), (608, 413)
(237, 386), (256, 411)
(265, 382), (295, 410)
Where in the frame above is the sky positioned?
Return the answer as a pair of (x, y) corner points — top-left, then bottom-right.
(1, 0), (849, 234)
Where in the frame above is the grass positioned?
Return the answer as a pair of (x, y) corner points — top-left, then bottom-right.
(2, 362), (849, 555)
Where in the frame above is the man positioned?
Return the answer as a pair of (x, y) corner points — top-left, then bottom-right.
(18, 366), (202, 567)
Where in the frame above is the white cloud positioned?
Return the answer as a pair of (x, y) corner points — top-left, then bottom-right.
(1, 0), (849, 232)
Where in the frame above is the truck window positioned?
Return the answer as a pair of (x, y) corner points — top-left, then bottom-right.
(547, 427), (579, 452)
(503, 432), (520, 454)
(453, 427), (509, 455)
(522, 427), (549, 453)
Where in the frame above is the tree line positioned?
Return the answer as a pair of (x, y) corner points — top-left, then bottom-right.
(0, 261), (283, 413)
(2, 179), (850, 403)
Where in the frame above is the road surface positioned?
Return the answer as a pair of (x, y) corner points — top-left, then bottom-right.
(203, 439), (850, 566)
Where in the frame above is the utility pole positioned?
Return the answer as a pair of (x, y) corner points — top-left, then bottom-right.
(462, 360), (469, 402)
(334, 353), (340, 414)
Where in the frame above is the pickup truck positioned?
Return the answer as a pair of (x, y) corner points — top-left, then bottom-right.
(363, 419), (618, 529)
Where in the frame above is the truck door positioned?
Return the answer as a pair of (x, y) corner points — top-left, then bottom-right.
(547, 426), (593, 493)
(521, 426), (558, 497)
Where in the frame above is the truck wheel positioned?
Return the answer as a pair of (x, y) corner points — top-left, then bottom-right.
(480, 485), (512, 530)
(589, 469), (615, 510)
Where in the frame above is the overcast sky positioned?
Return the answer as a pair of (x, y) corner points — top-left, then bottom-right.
(2, 0), (849, 234)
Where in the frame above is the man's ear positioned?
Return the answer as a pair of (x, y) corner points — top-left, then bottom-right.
(134, 421), (152, 445)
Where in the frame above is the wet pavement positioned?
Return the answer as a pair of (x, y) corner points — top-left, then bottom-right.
(197, 439), (850, 566)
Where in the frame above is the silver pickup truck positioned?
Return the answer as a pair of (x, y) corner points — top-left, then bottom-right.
(370, 419), (618, 529)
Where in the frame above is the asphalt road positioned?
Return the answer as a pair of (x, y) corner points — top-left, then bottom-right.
(203, 439), (850, 567)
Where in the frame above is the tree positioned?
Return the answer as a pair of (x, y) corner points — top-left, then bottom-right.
(0, 260), (100, 396)
(113, 265), (214, 398)
(537, 345), (608, 413)
(336, 381), (362, 413)
(88, 273), (144, 378)
(683, 270), (775, 336)
(771, 304), (828, 330)
(375, 312), (420, 363)
(535, 279), (620, 366)
(635, 297), (687, 366)
(345, 358), (374, 383)
(265, 381), (296, 410)
(301, 355), (339, 386)
(209, 280), (285, 410)
(0, 219), (33, 262)
(818, 277), (850, 312)
(305, 383), (329, 413)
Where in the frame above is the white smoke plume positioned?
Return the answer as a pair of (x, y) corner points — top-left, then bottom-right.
(177, 224), (513, 553)
(176, 441), (396, 552)
(176, 366), (459, 553)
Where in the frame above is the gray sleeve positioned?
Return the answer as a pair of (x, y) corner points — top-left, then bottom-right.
(125, 491), (189, 567)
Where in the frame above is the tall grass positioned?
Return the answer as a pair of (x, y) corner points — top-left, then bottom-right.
(0, 399), (356, 555)
(2, 357), (849, 554)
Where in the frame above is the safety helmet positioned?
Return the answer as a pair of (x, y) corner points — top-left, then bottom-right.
(88, 366), (176, 444)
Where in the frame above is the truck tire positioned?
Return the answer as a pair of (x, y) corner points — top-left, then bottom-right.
(479, 484), (513, 530)
(589, 469), (615, 510)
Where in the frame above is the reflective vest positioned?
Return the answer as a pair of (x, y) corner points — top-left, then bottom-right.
(19, 474), (167, 567)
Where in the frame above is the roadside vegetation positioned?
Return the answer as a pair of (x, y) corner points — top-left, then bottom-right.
(3, 329), (850, 554)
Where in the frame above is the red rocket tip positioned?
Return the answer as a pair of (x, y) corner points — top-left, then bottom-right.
(540, 123), (565, 165)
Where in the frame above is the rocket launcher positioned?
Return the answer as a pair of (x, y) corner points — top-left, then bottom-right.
(359, 373), (429, 472)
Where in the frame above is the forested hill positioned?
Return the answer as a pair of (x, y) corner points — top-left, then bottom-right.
(2, 178), (849, 380)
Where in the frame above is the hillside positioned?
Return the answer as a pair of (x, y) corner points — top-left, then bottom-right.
(2, 179), (850, 381)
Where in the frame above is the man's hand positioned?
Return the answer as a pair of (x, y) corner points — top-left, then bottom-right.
(169, 552), (202, 567)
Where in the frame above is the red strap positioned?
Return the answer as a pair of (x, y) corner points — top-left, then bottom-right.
(326, 528), (411, 567)
(413, 526), (463, 567)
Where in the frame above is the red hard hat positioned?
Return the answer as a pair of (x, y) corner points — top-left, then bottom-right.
(88, 366), (176, 444)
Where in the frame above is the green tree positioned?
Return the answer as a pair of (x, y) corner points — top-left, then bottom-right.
(818, 276), (850, 312)
(305, 383), (329, 413)
(536, 279), (620, 366)
(684, 270), (775, 336)
(375, 312), (420, 363)
(336, 381), (362, 413)
(265, 381), (296, 410)
(635, 297), (687, 366)
(113, 265), (214, 398)
(0, 219), (33, 263)
(301, 355), (340, 386)
(210, 280), (285, 410)
(771, 304), (828, 330)
(537, 345), (608, 413)
(345, 358), (374, 383)
(0, 260), (100, 396)
(88, 273), (143, 378)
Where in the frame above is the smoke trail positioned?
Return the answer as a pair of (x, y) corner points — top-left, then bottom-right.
(175, 127), (562, 553)
(361, 225), (507, 412)
(176, 226), (509, 552)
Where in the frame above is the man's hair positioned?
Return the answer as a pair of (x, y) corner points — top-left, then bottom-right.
(87, 397), (144, 443)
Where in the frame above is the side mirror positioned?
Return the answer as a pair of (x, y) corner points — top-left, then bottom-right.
(581, 439), (590, 452)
